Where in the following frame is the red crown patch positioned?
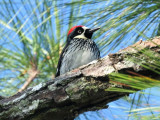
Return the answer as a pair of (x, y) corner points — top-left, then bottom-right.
(67, 25), (84, 36)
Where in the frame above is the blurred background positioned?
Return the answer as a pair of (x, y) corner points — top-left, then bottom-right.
(0, 0), (160, 119)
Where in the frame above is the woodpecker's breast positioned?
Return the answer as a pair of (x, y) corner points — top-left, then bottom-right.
(60, 38), (100, 75)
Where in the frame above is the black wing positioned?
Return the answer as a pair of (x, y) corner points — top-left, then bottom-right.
(55, 42), (69, 77)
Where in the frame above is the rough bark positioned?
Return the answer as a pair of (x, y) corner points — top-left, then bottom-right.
(0, 36), (160, 120)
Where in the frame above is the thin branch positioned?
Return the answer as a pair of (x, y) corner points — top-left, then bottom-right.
(18, 56), (39, 92)
(18, 68), (39, 92)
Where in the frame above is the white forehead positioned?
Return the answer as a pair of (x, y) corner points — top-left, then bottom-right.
(82, 26), (89, 30)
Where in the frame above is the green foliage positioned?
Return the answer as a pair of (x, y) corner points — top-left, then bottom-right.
(0, 0), (160, 119)
(108, 48), (160, 92)
(106, 48), (160, 120)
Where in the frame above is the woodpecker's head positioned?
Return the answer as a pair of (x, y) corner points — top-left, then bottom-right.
(67, 25), (100, 40)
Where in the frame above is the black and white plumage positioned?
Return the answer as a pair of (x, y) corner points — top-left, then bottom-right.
(55, 25), (100, 77)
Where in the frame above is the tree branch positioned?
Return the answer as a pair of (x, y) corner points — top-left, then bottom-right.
(0, 36), (160, 120)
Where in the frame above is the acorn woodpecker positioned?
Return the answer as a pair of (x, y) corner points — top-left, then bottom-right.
(55, 25), (100, 77)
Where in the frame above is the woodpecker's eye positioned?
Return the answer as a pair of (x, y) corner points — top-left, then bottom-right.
(77, 30), (82, 34)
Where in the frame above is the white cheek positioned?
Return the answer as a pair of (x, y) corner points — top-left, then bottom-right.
(74, 26), (89, 39)
(74, 32), (87, 39)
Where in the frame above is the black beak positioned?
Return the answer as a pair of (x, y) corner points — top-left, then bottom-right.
(89, 27), (100, 33)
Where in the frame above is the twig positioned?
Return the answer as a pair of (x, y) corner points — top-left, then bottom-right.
(18, 69), (39, 92)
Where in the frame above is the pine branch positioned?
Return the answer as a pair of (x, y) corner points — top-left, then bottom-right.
(0, 36), (160, 120)
(18, 59), (39, 93)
